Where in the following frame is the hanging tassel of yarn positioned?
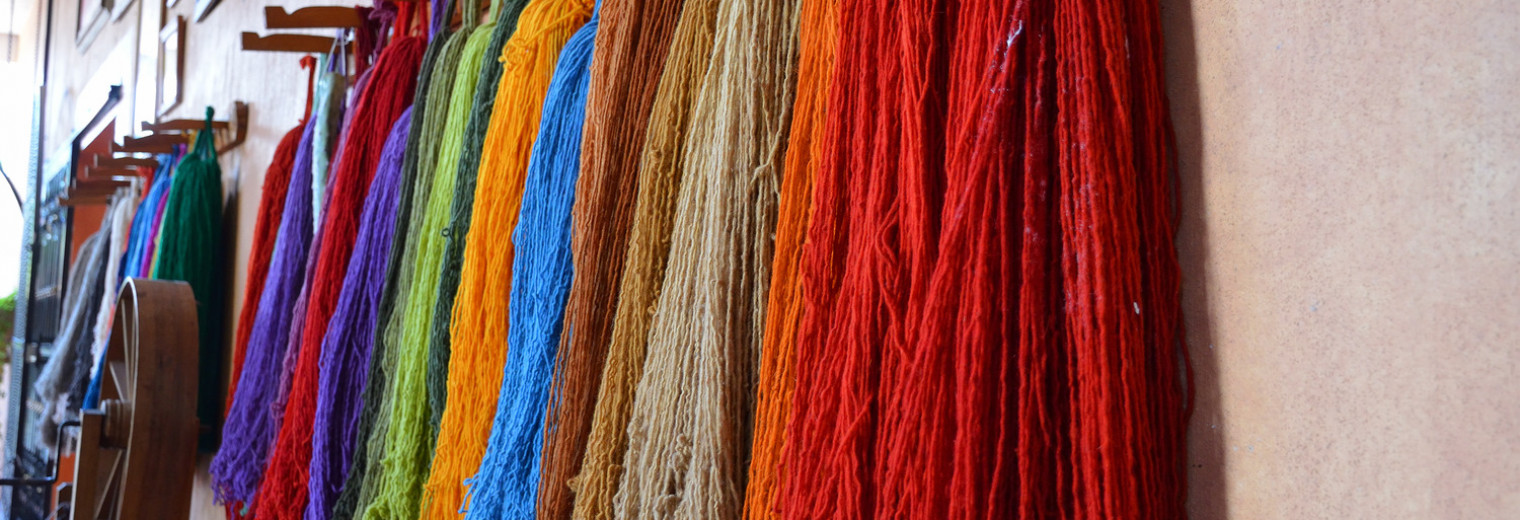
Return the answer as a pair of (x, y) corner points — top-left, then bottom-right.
(71, 185), (135, 415)
(32, 224), (106, 450)
(611, 0), (798, 518)
(560, 1), (699, 518)
(1012, 2), (1065, 515)
(140, 166), (172, 275)
(1126, 0), (1191, 510)
(80, 183), (140, 411)
(145, 145), (187, 280)
(424, 0), (532, 444)
(210, 120), (318, 507)
(579, 0), (727, 514)
(331, 1), (477, 517)
(312, 51), (350, 225)
(872, 0), (1022, 516)
(863, 0), (955, 517)
(86, 183), (138, 374)
(1052, 0), (1187, 516)
(153, 108), (228, 450)
(740, 0), (836, 517)
(305, 109), (413, 520)
(253, 34), (424, 520)
(360, 14), (504, 519)
(417, 0), (492, 442)
(407, 1), (540, 517)
(278, 52), (364, 419)
(459, 10), (597, 520)
(84, 182), (150, 411)
(781, 0), (916, 516)
(429, 0), (594, 515)
(119, 153), (178, 279)
(226, 120), (308, 415)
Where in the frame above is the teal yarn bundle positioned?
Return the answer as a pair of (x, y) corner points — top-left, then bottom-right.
(462, 11), (599, 520)
(153, 108), (226, 450)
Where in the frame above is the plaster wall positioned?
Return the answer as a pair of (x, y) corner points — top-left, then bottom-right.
(1164, 0), (1520, 518)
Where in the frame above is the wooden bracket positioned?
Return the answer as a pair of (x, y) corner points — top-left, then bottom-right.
(241, 31), (348, 54)
(84, 167), (140, 179)
(217, 101), (250, 154)
(142, 120), (229, 133)
(125, 101), (247, 155)
(85, 157), (157, 179)
(62, 176), (133, 205)
(120, 133), (188, 149)
(264, 6), (364, 29)
(95, 156), (160, 170)
(112, 141), (177, 155)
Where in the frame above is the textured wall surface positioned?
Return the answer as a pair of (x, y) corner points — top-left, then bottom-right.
(1163, 0), (1520, 517)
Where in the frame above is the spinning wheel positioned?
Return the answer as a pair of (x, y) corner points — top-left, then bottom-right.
(69, 278), (199, 519)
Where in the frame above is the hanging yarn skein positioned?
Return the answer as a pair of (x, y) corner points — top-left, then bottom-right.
(414, 1), (547, 517)
(460, 10), (597, 520)
(865, 0), (956, 517)
(32, 225), (106, 450)
(153, 108), (228, 450)
(81, 183), (140, 410)
(85, 185), (151, 411)
(423, 0), (533, 448)
(419, 0), (532, 483)
(875, 0), (1020, 516)
(254, 35), (423, 520)
(361, 16), (502, 520)
(312, 54), (350, 224)
(226, 122), (306, 413)
(578, 0), (726, 514)
(119, 153), (177, 280)
(211, 120), (318, 506)
(305, 109), (413, 520)
(332, 1), (473, 517)
(781, 0), (913, 516)
(612, 0), (798, 518)
(277, 62), (366, 422)
(558, 0), (693, 517)
(1052, 0), (1187, 516)
(433, 0), (596, 515)
(740, 0), (836, 517)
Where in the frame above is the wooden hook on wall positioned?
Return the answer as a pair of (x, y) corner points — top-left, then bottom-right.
(95, 156), (160, 170)
(217, 101), (250, 154)
(264, 6), (365, 29)
(120, 133), (189, 150)
(142, 119), (230, 133)
(241, 32), (349, 54)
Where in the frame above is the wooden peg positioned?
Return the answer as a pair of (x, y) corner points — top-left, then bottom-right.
(122, 133), (189, 149)
(112, 141), (177, 155)
(142, 120), (229, 133)
(60, 195), (111, 207)
(73, 178), (132, 191)
(95, 156), (160, 170)
(241, 32), (346, 54)
(264, 6), (364, 29)
(217, 101), (250, 154)
(84, 167), (140, 179)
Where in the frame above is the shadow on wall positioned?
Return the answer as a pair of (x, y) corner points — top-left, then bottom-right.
(1160, 0), (1226, 517)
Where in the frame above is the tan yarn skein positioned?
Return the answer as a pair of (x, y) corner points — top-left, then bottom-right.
(566, 0), (720, 518)
(740, 0), (837, 517)
(612, 0), (801, 517)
